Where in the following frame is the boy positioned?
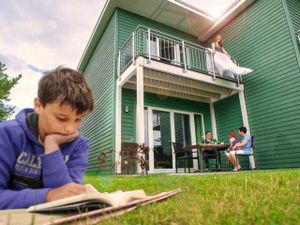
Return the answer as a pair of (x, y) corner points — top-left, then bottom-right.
(202, 131), (221, 171)
(0, 67), (94, 209)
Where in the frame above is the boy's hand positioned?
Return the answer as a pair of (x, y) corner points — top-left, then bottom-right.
(44, 131), (79, 154)
(45, 183), (86, 202)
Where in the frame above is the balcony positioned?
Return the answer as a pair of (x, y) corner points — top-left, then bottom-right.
(118, 25), (242, 84)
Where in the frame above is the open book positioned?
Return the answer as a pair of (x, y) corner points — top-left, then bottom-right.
(27, 184), (147, 213)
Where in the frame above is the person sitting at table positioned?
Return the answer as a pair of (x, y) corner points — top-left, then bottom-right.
(225, 129), (240, 163)
(228, 126), (252, 172)
(202, 131), (221, 171)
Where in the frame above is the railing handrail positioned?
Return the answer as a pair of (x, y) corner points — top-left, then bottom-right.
(119, 24), (207, 53)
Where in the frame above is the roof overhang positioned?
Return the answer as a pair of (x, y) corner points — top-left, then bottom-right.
(78, 0), (255, 72)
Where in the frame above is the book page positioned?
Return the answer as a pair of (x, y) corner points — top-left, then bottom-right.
(27, 185), (146, 213)
(108, 190), (146, 206)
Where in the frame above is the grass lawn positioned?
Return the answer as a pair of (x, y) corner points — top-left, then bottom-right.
(84, 169), (300, 225)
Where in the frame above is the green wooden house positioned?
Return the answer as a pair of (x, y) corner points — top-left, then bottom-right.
(78, 0), (300, 174)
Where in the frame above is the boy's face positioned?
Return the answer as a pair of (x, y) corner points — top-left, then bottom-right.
(34, 98), (84, 140)
(206, 132), (212, 140)
(238, 130), (244, 136)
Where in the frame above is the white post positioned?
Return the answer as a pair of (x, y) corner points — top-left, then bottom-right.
(182, 41), (187, 72)
(148, 28), (151, 63)
(115, 82), (122, 174)
(132, 32), (135, 65)
(209, 103), (218, 140)
(118, 50), (121, 79)
(147, 108), (154, 172)
(136, 63), (144, 173)
(210, 53), (216, 80)
(239, 90), (256, 169)
(170, 112), (176, 170)
(189, 113), (198, 170)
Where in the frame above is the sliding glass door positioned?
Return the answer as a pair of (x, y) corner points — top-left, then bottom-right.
(152, 110), (172, 169)
(146, 107), (205, 171)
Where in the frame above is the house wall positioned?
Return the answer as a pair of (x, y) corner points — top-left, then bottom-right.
(117, 8), (202, 50)
(80, 13), (117, 173)
(286, 0), (300, 54)
(213, 0), (300, 169)
(214, 94), (246, 170)
(121, 89), (212, 143)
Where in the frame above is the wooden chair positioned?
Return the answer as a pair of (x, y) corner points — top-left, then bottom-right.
(235, 136), (255, 170)
(172, 142), (200, 173)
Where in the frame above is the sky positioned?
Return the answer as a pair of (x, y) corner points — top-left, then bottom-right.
(0, 0), (106, 118)
(0, 0), (237, 119)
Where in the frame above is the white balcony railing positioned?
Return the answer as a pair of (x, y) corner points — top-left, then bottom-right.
(118, 25), (241, 83)
(297, 30), (300, 44)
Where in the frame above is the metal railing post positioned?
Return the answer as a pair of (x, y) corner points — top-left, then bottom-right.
(211, 53), (216, 80)
(132, 31), (135, 65)
(118, 50), (121, 80)
(148, 28), (151, 63)
(182, 40), (187, 72)
(297, 30), (300, 43)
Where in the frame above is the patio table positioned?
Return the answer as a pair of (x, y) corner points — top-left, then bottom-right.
(184, 143), (229, 172)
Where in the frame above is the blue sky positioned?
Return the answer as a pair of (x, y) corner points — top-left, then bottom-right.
(0, 0), (106, 116)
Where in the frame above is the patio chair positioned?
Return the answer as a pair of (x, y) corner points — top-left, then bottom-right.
(172, 142), (200, 173)
(235, 136), (255, 170)
(120, 142), (140, 174)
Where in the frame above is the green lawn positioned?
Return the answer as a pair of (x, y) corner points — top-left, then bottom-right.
(84, 169), (300, 225)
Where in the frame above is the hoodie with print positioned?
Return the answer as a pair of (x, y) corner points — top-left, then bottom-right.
(0, 108), (89, 209)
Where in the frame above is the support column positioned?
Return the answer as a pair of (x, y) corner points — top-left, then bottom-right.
(239, 90), (255, 169)
(209, 103), (218, 140)
(136, 63), (144, 173)
(189, 113), (198, 170)
(170, 112), (176, 170)
(115, 83), (122, 174)
(147, 108), (154, 172)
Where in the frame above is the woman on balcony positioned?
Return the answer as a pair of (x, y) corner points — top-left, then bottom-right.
(211, 35), (230, 57)
(208, 34), (253, 78)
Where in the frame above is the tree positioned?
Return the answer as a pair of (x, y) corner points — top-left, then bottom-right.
(0, 62), (22, 121)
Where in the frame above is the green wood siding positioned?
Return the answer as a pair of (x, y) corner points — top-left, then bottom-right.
(80, 13), (117, 173)
(122, 89), (212, 144)
(215, 94), (243, 143)
(214, 94), (246, 170)
(286, 0), (300, 54)
(121, 89), (136, 143)
(213, 0), (300, 169)
(117, 9), (202, 51)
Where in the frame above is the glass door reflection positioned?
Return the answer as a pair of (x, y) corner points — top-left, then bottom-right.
(153, 110), (172, 169)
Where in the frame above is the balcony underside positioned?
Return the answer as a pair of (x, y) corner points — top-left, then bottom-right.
(123, 67), (238, 103)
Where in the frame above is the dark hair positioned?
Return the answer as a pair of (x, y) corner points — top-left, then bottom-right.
(38, 66), (94, 114)
(238, 126), (247, 134)
(214, 34), (223, 48)
(205, 131), (212, 135)
(227, 129), (237, 138)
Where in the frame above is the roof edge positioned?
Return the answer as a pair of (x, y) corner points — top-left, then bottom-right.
(77, 0), (110, 72)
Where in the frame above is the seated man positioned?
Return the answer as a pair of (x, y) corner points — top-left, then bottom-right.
(202, 131), (221, 170)
(229, 126), (252, 172)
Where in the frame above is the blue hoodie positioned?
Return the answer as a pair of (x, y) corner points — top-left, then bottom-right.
(0, 108), (89, 209)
